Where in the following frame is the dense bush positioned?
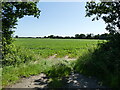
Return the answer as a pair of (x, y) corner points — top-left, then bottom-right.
(74, 34), (120, 88)
(2, 2), (40, 57)
(2, 44), (37, 66)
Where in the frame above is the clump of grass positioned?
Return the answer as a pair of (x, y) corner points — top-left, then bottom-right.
(48, 78), (65, 88)
(46, 60), (75, 88)
(47, 62), (71, 78)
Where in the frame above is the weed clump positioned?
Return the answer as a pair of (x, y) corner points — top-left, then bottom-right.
(47, 62), (72, 88)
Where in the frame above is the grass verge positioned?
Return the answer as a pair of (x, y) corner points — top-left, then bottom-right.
(2, 45), (75, 88)
(2, 59), (75, 87)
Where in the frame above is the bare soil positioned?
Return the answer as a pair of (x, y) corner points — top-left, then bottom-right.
(6, 72), (106, 89)
(65, 71), (106, 88)
(6, 73), (49, 89)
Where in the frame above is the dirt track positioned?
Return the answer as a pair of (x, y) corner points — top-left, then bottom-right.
(5, 56), (107, 89)
(6, 72), (106, 89)
(6, 73), (48, 88)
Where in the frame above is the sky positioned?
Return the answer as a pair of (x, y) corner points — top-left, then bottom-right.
(14, 2), (107, 37)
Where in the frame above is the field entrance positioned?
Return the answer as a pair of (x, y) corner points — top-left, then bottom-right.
(3, 38), (105, 88)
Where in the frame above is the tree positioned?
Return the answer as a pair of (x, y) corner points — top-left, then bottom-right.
(48, 35), (54, 38)
(85, 1), (120, 87)
(15, 35), (19, 38)
(2, 2), (40, 55)
(94, 34), (100, 39)
(99, 33), (109, 39)
(75, 34), (80, 39)
(79, 34), (86, 39)
(85, 1), (120, 35)
(64, 36), (70, 39)
(86, 33), (93, 39)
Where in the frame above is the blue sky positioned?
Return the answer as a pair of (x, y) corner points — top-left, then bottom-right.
(14, 2), (107, 37)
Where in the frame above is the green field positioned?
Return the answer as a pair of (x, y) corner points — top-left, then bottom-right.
(14, 38), (101, 58)
(3, 38), (107, 87)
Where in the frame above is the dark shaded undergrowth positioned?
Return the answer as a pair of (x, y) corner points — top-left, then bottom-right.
(74, 34), (120, 88)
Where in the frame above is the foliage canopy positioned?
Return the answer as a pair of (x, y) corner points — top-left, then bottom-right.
(2, 2), (40, 55)
(84, 1), (120, 87)
(85, 1), (120, 35)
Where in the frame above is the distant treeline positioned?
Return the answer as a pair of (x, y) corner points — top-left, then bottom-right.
(15, 33), (111, 40)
